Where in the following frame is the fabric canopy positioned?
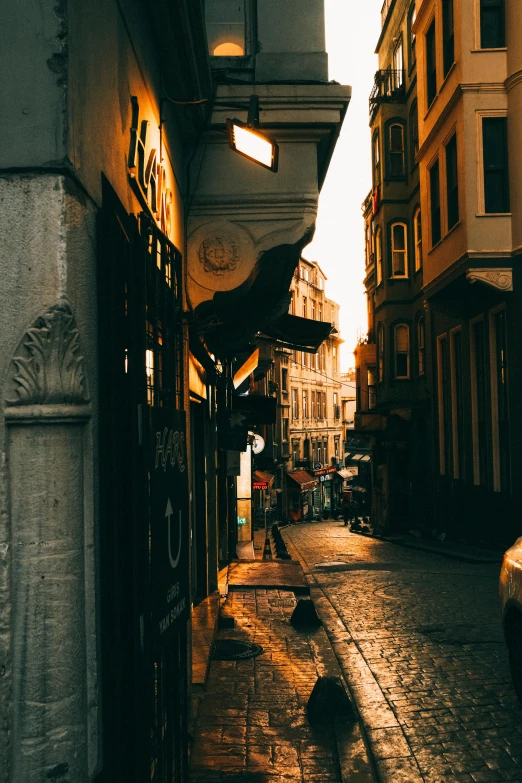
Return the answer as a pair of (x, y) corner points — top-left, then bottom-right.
(261, 313), (333, 353)
(287, 470), (318, 491)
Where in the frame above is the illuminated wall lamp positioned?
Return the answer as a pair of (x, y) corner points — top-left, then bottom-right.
(226, 95), (279, 173)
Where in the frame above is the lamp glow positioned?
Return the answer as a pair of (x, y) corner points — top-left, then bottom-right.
(226, 119), (279, 172)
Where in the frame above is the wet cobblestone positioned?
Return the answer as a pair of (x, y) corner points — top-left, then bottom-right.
(284, 520), (522, 783)
(189, 589), (345, 783)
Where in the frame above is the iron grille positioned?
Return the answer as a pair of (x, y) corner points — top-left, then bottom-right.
(369, 69), (406, 122)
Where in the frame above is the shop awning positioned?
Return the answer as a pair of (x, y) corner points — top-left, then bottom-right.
(253, 470), (274, 489)
(260, 314), (333, 354)
(337, 468), (355, 479)
(350, 454), (364, 461)
(287, 470), (318, 491)
(361, 455), (371, 462)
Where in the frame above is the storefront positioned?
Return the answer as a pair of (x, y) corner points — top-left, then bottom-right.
(312, 466), (337, 517)
(286, 470), (318, 521)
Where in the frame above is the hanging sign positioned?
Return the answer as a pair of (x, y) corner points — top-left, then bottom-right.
(149, 407), (190, 651)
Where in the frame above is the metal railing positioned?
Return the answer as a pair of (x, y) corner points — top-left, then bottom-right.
(369, 69), (405, 122)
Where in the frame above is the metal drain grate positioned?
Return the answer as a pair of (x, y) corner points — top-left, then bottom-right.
(213, 639), (264, 661)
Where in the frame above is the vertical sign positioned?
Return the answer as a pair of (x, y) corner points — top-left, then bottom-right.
(149, 407), (190, 651)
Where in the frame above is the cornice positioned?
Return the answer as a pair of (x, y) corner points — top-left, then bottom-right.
(505, 69), (522, 93)
(417, 82), (506, 161)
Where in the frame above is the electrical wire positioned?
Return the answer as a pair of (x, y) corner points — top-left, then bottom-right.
(163, 96), (209, 105)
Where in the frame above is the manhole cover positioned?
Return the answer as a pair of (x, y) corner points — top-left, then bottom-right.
(213, 639), (264, 660)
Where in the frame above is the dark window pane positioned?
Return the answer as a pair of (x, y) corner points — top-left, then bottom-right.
(483, 117), (509, 212)
(480, 0), (505, 47)
(442, 0), (455, 75)
(445, 134), (459, 228)
(430, 160), (441, 244)
(426, 21), (437, 105)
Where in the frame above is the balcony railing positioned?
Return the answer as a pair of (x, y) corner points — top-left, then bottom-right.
(369, 69), (405, 122)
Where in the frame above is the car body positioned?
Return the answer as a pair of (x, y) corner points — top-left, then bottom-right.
(499, 537), (522, 702)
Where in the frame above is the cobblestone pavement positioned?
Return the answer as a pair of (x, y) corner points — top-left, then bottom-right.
(189, 589), (350, 783)
(283, 520), (522, 783)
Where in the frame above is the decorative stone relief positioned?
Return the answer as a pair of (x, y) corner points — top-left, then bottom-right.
(466, 268), (513, 292)
(198, 234), (240, 276)
(6, 298), (90, 406)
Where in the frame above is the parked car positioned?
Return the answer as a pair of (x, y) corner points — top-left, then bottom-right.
(499, 537), (522, 702)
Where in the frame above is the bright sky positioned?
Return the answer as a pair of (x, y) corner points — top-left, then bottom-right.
(304, 0), (382, 370)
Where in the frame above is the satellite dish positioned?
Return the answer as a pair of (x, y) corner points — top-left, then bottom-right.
(249, 432), (265, 454)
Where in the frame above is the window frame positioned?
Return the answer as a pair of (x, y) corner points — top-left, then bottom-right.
(413, 207), (423, 271)
(409, 100), (419, 170)
(479, 0), (506, 49)
(442, 0), (455, 77)
(390, 221), (409, 278)
(386, 120), (406, 179)
(429, 157), (441, 246)
(426, 17), (437, 108)
(477, 112), (510, 215)
(445, 132), (459, 230)
(375, 226), (383, 286)
(394, 323), (410, 379)
(408, 2), (417, 71)
(372, 130), (381, 189)
(378, 324), (385, 382)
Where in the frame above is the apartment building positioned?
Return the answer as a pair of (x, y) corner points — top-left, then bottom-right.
(355, 0), (430, 533)
(274, 257), (344, 520)
(357, 0), (522, 543)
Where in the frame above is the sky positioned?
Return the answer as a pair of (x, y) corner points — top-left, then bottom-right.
(303, 0), (382, 371)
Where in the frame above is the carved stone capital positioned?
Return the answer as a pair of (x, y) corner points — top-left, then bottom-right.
(466, 268), (513, 292)
(6, 298), (90, 406)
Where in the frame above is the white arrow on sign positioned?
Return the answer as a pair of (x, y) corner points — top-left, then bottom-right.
(165, 497), (181, 569)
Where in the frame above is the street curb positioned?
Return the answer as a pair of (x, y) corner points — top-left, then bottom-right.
(283, 536), (381, 783)
(283, 532), (426, 783)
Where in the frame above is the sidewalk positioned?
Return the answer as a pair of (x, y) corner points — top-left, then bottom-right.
(189, 552), (377, 783)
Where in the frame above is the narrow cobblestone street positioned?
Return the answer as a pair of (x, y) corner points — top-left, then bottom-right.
(284, 520), (522, 783)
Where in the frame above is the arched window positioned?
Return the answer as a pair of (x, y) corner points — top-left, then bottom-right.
(206, 0), (246, 56)
(388, 123), (405, 177)
(395, 324), (410, 378)
(375, 226), (383, 285)
(417, 317), (425, 375)
(410, 100), (419, 167)
(391, 222), (408, 277)
(213, 42), (244, 55)
(372, 132), (381, 188)
(378, 324), (385, 382)
(414, 208), (422, 271)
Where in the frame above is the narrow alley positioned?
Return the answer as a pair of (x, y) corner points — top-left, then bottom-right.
(284, 521), (522, 782)
(188, 521), (522, 783)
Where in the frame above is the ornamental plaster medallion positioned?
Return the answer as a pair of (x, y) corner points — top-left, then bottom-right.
(6, 298), (90, 405)
(466, 268), (513, 292)
(187, 220), (255, 308)
(198, 234), (240, 276)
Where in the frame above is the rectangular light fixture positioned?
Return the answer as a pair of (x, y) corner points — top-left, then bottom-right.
(226, 119), (279, 172)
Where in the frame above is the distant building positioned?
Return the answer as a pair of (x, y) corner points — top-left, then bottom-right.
(273, 258), (344, 520)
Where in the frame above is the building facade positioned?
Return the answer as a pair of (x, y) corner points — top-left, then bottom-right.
(274, 258), (344, 520)
(357, 0), (522, 544)
(356, 0), (430, 534)
(0, 2), (350, 782)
